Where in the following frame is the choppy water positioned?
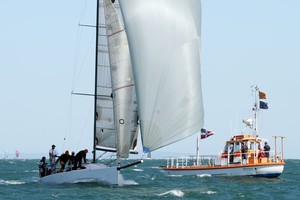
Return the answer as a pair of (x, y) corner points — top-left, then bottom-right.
(0, 159), (299, 199)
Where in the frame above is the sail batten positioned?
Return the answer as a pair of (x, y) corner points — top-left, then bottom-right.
(119, 0), (204, 151)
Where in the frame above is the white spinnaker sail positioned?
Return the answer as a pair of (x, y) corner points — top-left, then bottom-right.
(119, 0), (204, 152)
(103, 0), (138, 158)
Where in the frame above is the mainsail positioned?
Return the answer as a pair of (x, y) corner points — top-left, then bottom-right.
(119, 0), (204, 152)
(95, 0), (138, 159)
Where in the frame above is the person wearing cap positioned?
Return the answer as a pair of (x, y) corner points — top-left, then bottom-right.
(73, 149), (88, 170)
(56, 150), (70, 172)
(49, 144), (58, 173)
(264, 142), (271, 158)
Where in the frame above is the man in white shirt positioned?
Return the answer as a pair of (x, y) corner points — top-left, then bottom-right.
(49, 144), (58, 173)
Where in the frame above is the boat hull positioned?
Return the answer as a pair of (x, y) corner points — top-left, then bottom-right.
(39, 164), (118, 185)
(163, 163), (284, 178)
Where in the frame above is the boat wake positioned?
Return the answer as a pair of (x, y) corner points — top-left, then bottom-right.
(118, 175), (138, 186)
(158, 189), (184, 197)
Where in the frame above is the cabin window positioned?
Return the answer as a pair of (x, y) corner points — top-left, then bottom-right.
(223, 143), (228, 152)
(234, 142), (241, 152)
(250, 142), (255, 150)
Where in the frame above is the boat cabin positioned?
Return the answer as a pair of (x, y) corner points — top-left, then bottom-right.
(218, 134), (283, 166)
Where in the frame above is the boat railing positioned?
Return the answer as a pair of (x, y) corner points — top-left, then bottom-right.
(166, 155), (218, 168)
(231, 150), (284, 165)
(166, 150), (284, 168)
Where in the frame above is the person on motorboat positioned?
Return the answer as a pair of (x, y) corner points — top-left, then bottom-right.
(264, 142), (271, 158)
(241, 141), (248, 162)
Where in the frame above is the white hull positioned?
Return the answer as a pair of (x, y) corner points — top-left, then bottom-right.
(164, 164), (284, 178)
(40, 164), (118, 185)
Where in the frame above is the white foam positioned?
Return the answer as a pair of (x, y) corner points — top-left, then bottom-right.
(151, 166), (161, 169)
(0, 180), (25, 185)
(168, 174), (183, 177)
(158, 189), (184, 197)
(118, 174), (138, 186)
(132, 169), (143, 172)
(206, 191), (217, 195)
(196, 174), (212, 178)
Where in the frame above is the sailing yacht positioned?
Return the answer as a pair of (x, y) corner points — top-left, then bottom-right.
(39, 0), (204, 184)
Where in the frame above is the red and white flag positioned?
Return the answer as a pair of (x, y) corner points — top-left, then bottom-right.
(200, 128), (214, 139)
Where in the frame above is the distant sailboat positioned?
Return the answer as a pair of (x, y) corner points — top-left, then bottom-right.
(39, 0), (204, 185)
(3, 150), (8, 159)
(15, 150), (20, 158)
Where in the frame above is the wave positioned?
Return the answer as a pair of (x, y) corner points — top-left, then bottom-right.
(201, 190), (217, 195)
(0, 179), (25, 185)
(168, 174), (183, 177)
(132, 169), (143, 172)
(158, 189), (184, 197)
(196, 174), (212, 178)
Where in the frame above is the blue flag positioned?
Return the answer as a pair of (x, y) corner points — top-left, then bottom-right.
(260, 101), (268, 109)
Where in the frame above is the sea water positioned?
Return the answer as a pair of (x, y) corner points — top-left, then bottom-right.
(0, 159), (299, 199)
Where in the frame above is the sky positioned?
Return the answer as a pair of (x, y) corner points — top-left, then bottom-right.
(0, 0), (299, 160)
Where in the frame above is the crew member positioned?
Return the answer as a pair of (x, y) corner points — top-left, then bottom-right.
(56, 150), (70, 172)
(39, 156), (48, 177)
(73, 149), (88, 170)
(49, 144), (58, 173)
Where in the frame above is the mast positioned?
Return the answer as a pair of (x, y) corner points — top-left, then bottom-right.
(93, 0), (100, 163)
(252, 85), (259, 137)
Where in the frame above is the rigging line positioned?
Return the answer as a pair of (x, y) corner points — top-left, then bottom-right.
(63, 93), (74, 152)
(72, 36), (95, 91)
(72, 0), (96, 92)
(79, 24), (96, 28)
(79, 0), (89, 25)
(72, 0), (89, 91)
(76, 100), (94, 150)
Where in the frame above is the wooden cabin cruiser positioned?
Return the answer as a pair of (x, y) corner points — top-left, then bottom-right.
(163, 86), (285, 178)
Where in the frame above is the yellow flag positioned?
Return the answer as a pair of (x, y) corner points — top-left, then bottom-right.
(259, 91), (267, 99)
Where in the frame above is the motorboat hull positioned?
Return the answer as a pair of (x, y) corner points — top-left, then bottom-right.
(163, 163), (284, 178)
